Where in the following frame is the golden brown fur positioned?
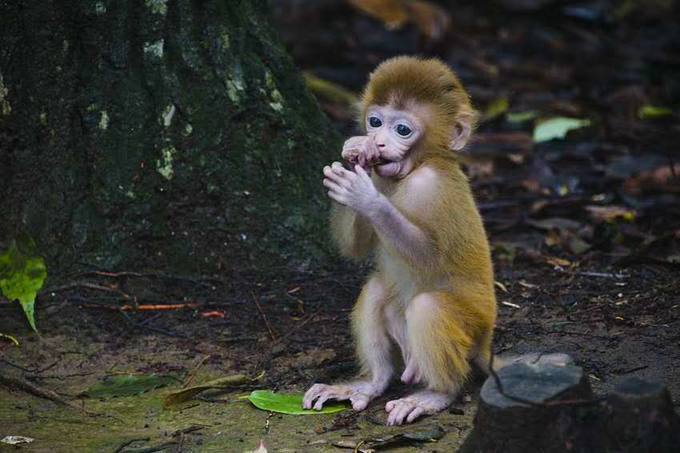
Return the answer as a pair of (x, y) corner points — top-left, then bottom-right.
(335, 56), (496, 394)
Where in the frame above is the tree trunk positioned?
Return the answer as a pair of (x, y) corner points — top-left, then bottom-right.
(0, 0), (338, 276)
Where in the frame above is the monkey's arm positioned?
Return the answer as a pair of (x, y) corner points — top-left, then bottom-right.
(330, 204), (376, 259)
(324, 163), (433, 266)
(367, 195), (433, 265)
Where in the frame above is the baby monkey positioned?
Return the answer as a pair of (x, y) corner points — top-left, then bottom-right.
(304, 56), (496, 425)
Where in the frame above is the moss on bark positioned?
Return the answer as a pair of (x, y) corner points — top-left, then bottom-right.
(0, 0), (339, 275)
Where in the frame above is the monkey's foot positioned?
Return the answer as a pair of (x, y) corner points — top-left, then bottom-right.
(400, 360), (422, 384)
(303, 382), (380, 411)
(385, 390), (453, 425)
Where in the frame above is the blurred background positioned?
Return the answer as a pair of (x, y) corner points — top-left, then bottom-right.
(274, 0), (680, 268)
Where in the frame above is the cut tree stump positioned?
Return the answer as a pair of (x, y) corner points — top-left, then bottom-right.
(459, 354), (680, 453)
(602, 378), (680, 453)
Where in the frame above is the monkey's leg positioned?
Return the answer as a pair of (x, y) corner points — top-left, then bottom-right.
(384, 302), (421, 384)
(303, 275), (393, 411)
(386, 291), (486, 425)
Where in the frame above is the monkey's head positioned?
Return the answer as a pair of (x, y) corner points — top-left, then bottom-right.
(360, 56), (476, 177)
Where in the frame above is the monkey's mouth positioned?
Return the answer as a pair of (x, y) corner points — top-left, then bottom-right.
(375, 160), (403, 178)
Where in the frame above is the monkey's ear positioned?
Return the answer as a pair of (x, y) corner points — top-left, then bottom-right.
(448, 112), (477, 152)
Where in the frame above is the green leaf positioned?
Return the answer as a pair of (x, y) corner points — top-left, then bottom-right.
(533, 117), (591, 143)
(507, 110), (538, 124)
(482, 98), (509, 121)
(248, 390), (347, 415)
(638, 105), (673, 120)
(0, 236), (47, 331)
(83, 375), (177, 399)
(164, 374), (252, 407)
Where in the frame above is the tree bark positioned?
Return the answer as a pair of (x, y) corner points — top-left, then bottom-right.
(0, 0), (338, 275)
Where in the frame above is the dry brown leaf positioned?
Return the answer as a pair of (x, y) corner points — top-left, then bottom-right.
(623, 164), (680, 195)
(545, 256), (571, 267)
(348, 0), (409, 29)
(405, 0), (451, 41)
(586, 205), (636, 223)
(348, 0), (451, 41)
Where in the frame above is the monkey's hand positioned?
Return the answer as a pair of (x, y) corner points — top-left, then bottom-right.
(323, 162), (382, 216)
(341, 135), (381, 168)
(303, 382), (379, 411)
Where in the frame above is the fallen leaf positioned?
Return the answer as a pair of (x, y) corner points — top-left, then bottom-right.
(494, 281), (508, 293)
(623, 164), (680, 195)
(507, 110), (538, 124)
(568, 236), (591, 255)
(482, 98), (509, 122)
(533, 117), (591, 143)
(0, 235), (47, 331)
(638, 105), (673, 120)
(1, 436), (34, 445)
(348, 0), (409, 29)
(526, 217), (581, 231)
(332, 425), (445, 450)
(348, 0), (451, 41)
(164, 373), (258, 407)
(302, 72), (358, 106)
(545, 256), (572, 267)
(0, 332), (19, 346)
(83, 375), (176, 399)
(200, 310), (225, 318)
(248, 390), (347, 415)
(406, 1), (451, 41)
(586, 206), (636, 223)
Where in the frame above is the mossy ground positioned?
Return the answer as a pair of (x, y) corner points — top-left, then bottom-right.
(0, 321), (475, 452)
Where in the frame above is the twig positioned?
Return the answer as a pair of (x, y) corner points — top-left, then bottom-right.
(250, 291), (277, 341)
(275, 309), (321, 343)
(48, 282), (130, 298)
(577, 271), (627, 279)
(80, 303), (200, 312)
(1, 358), (58, 374)
(113, 438), (150, 453)
(616, 365), (648, 375)
(182, 355), (210, 388)
(0, 370), (103, 416)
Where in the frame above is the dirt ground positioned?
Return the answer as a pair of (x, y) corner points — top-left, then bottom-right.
(1, 252), (679, 451)
(2, 1), (680, 451)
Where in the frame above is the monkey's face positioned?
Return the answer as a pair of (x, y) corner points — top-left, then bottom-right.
(365, 104), (424, 178)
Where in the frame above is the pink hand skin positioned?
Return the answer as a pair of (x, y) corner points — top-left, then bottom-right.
(341, 135), (382, 169)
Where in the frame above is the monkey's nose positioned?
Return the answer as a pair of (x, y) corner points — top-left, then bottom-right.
(377, 143), (386, 148)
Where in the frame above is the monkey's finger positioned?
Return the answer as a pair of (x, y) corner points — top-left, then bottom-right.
(313, 393), (336, 411)
(303, 384), (325, 409)
(324, 166), (349, 186)
(331, 162), (357, 180)
(323, 178), (344, 193)
(357, 152), (366, 168)
(385, 400), (396, 412)
(327, 191), (348, 205)
(354, 164), (370, 180)
(406, 406), (424, 423)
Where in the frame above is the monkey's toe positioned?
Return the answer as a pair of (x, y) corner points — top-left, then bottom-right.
(385, 391), (454, 425)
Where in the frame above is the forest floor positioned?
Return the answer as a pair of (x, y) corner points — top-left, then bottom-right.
(2, 1), (680, 452)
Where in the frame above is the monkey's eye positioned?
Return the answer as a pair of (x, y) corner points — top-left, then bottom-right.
(396, 124), (412, 137)
(369, 116), (382, 128)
